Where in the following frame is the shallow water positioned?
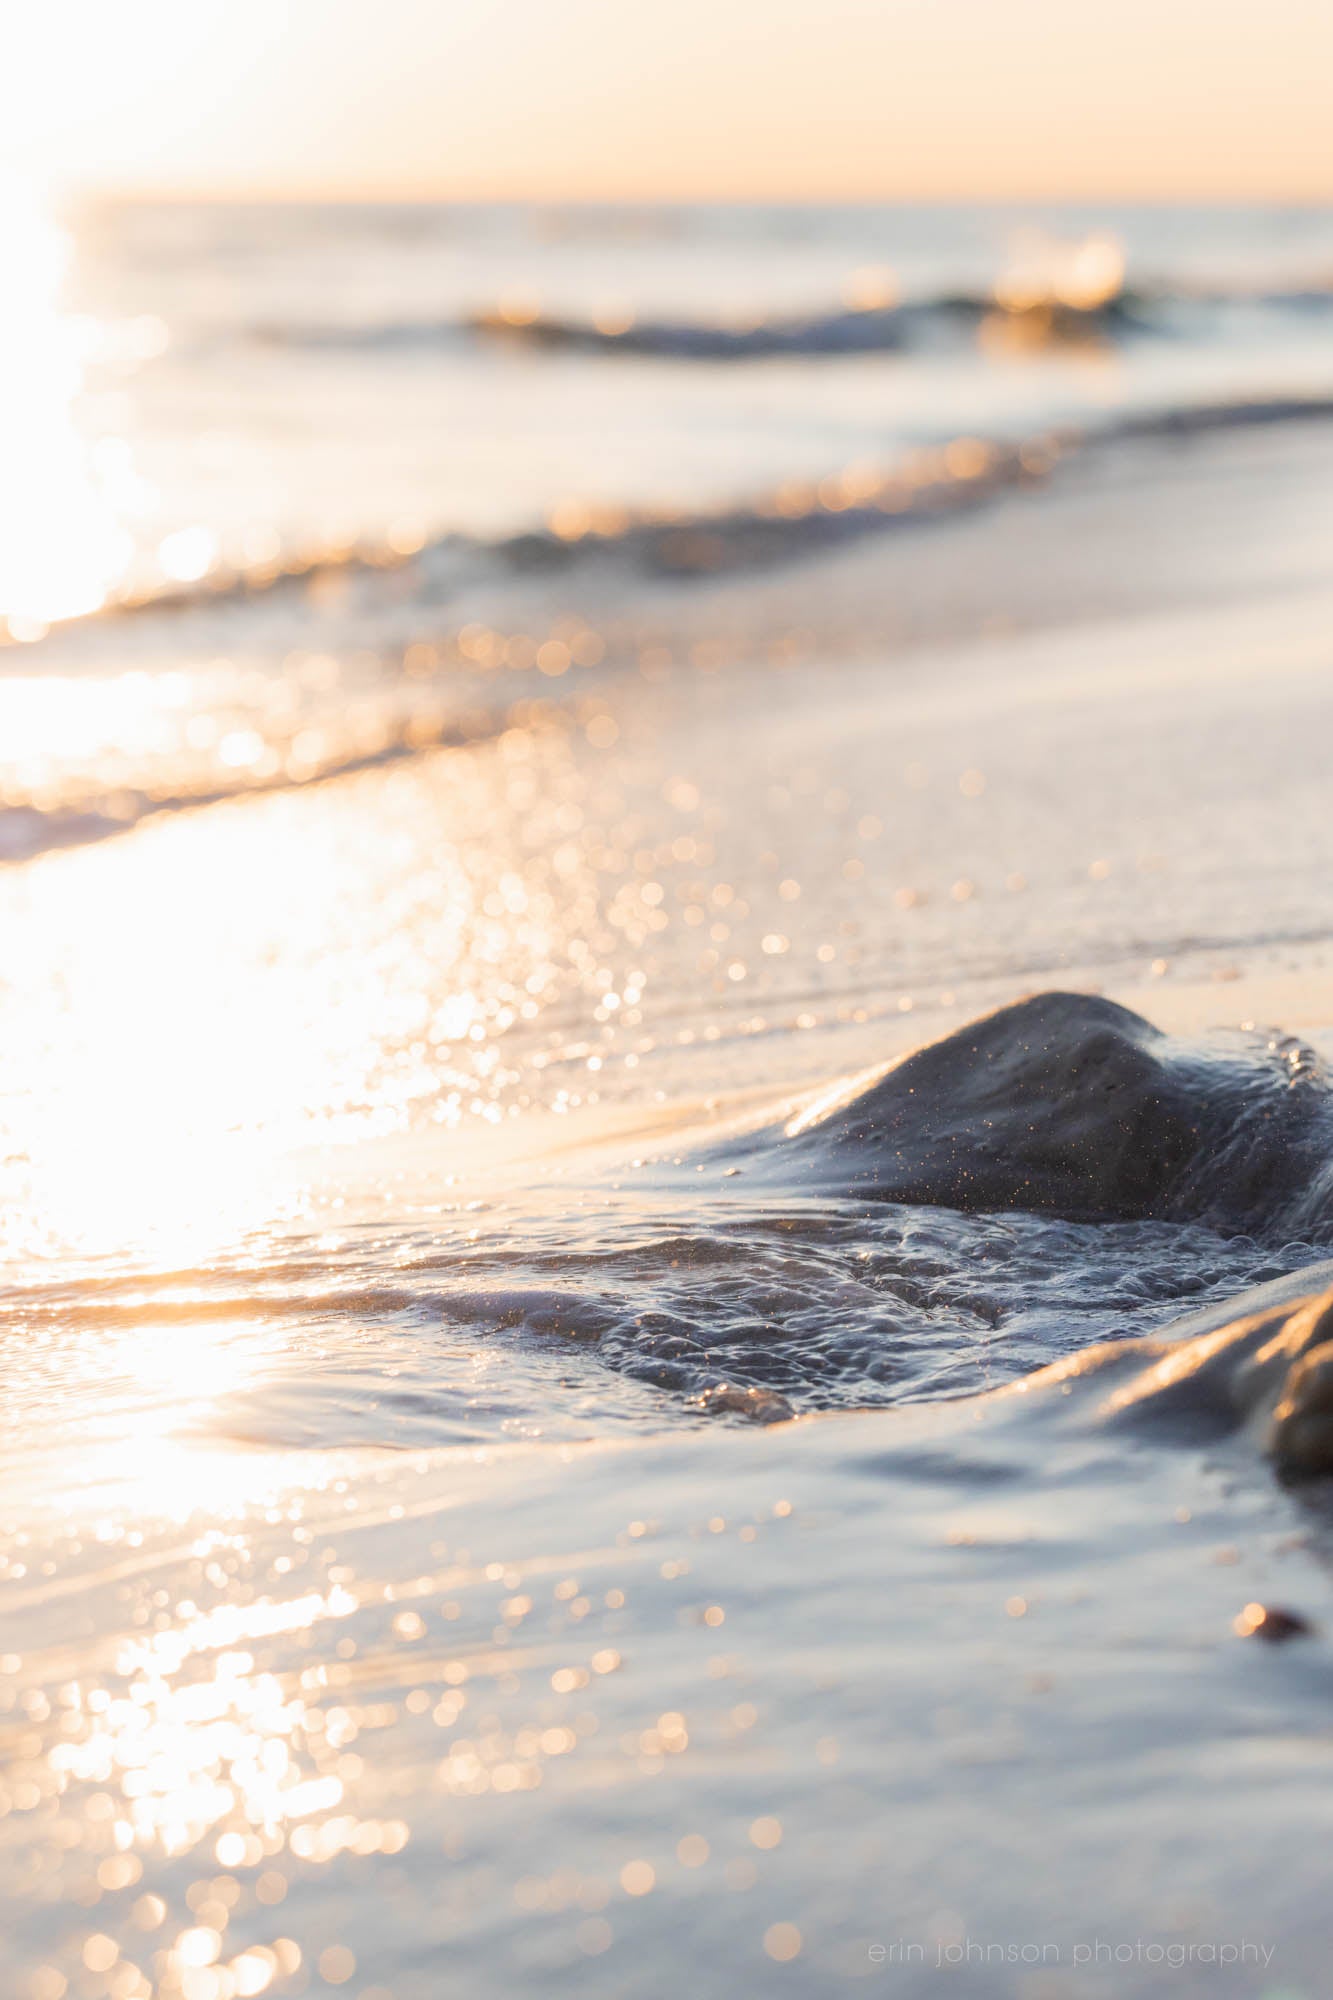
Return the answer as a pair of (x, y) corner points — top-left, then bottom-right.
(6, 204), (1333, 1999)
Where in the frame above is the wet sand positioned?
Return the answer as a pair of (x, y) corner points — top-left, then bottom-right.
(6, 1259), (1333, 1999)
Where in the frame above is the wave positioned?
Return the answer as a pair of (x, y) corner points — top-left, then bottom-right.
(50, 427), (1053, 636)
(247, 277), (1333, 362)
(84, 386), (1333, 622)
(466, 292), (1145, 358)
(8, 386), (1333, 866)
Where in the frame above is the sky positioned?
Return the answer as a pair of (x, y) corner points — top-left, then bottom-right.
(9, 0), (1333, 202)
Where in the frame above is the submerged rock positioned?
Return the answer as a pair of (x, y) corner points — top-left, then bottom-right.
(696, 1382), (794, 1425)
(784, 992), (1333, 1239)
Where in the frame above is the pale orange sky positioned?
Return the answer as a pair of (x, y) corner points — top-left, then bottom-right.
(10, 0), (1333, 202)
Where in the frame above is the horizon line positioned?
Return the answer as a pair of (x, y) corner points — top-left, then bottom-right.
(57, 181), (1333, 210)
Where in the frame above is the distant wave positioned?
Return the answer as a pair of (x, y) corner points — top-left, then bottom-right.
(246, 278), (1333, 362)
(254, 292), (1136, 359)
(466, 294), (1146, 358)
(469, 275), (1333, 360)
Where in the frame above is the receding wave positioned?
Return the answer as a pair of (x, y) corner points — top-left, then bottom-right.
(54, 426), (1059, 632)
(9, 386), (1333, 865)
(86, 386), (1333, 621)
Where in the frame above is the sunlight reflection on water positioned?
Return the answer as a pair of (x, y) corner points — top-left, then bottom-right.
(0, 181), (136, 628)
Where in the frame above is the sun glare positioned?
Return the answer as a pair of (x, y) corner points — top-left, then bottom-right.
(0, 179), (136, 629)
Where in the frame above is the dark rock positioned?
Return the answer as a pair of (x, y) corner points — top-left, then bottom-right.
(783, 992), (1333, 1239)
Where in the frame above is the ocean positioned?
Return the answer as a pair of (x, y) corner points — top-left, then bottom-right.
(5, 199), (1333, 1997)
